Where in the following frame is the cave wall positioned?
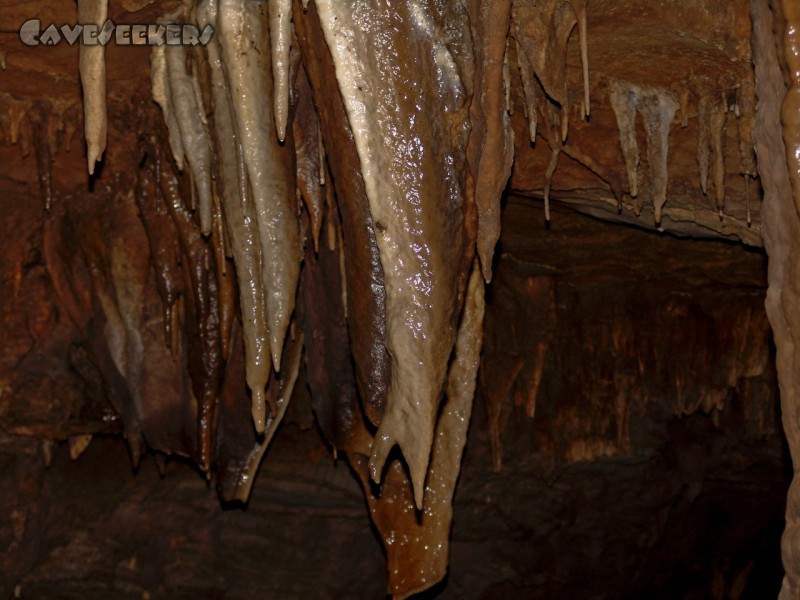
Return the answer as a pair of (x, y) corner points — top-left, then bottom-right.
(752, 0), (800, 597)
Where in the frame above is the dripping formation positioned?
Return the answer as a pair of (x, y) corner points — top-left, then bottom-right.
(4, 0), (798, 596)
(77, 0), (108, 175)
(73, 0), (491, 593)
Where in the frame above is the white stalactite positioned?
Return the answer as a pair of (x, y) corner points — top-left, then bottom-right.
(269, 0), (292, 142)
(150, 46), (185, 171)
(572, 0), (590, 117)
(639, 88), (679, 226)
(710, 100), (727, 218)
(197, 0), (272, 432)
(78, 0), (108, 175)
(608, 80), (640, 198)
(164, 43), (214, 234)
(609, 80), (677, 224)
(218, 0), (301, 373)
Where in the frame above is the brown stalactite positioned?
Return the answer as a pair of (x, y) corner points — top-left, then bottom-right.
(226, 327), (304, 504)
(293, 63), (325, 254)
(468, 0), (514, 281)
(28, 104), (52, 211)
(214, 319), (253, 500)
(710, 100), (728, 217)
(41, 203), (145, 466)
(697, 93), (713, 195)
(213, 228), (236, 363)
(293, 2), (391, 428)
(512, 0), (578, 120)
(349, 261), (485, 599)
(608, 79), (641, 199)
(126, 146), (203, 464)
(297, 216), (372, 455)
(154, 143), (223, 473)
(134, 135), (184, 343)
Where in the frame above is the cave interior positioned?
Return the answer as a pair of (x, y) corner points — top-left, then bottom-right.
(0, 0), (799, 598)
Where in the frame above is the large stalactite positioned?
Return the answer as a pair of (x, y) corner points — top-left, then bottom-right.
(1, 0), (799, 596)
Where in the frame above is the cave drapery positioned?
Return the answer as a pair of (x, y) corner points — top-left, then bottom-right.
(0, 0), (799, 596)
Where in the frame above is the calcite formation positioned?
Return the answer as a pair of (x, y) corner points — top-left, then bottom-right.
(77, 0), (108, 175)
(0, 0), (799, 596)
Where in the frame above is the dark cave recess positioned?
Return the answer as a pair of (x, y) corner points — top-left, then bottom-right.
(0, 200), (787, 599)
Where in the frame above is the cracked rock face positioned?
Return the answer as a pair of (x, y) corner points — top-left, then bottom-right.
(0, 0), (798, 597)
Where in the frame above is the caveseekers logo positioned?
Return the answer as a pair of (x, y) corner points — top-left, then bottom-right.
(19, 19), (214, 47)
